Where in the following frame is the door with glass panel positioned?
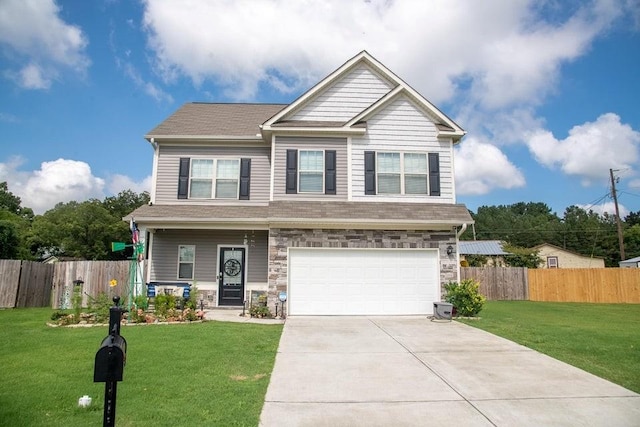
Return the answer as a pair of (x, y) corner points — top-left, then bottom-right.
(218, 247), (245, 306)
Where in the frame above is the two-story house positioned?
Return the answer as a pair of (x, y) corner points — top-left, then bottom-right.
(127, 51), (473, 315)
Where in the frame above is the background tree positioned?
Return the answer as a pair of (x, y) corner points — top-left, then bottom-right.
(0, 182), (34, 259)
(502, 244), (543, 268)
(0, 220), (20, 258)
(27, 190), (149, 260)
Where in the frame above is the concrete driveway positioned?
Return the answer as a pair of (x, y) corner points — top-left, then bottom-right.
(260, 316), (640, 426)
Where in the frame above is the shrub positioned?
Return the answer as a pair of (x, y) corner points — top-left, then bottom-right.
(249, 304), (272, 318)
(87, 292), (113, 323)
(443, 279), (486, 317)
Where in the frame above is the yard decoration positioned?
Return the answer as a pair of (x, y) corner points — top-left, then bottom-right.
(110, 218), (146, 314)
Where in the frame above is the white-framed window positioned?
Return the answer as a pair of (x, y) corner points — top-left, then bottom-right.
(189, 158), (240, 199)
(298, 150), (324, 193)
(547, 256), (558, 269)
(377, 152), (428, 195)
(178, 245), (195, 279)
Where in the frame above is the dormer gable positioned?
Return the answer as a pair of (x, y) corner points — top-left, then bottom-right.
(261, 50), (465, 141)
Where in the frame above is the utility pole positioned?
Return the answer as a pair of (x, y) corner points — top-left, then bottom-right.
(609, 168), (626, 261)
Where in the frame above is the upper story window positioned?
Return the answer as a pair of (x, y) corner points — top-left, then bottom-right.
(547, 256), (558, 268)
(365, 151), (439, 196)
(376, 152), (428, 195)
(190, 159), (239, 199)
(286, 149), (336, 195)
(178, 157), (251, 200)
(299, 150), (324, 193)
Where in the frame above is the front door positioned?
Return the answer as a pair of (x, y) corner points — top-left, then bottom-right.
(218, 247), (245, 306)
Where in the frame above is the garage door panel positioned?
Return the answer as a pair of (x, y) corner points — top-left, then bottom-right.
(289, 248), (439, 315)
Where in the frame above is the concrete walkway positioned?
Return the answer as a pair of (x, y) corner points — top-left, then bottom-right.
(260, 316), (640, 427)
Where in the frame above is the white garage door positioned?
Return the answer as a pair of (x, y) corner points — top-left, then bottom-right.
(288, 248), (440, 315)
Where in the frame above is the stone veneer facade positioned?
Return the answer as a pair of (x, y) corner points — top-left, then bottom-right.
(268, 228), (458, 308)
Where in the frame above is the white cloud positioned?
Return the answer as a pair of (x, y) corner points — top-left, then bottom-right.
(17, 63), (52, 89)
(0, 158), (105, 214)
(107, 174), (152, 195)
(0, 157), (153, 214)
(0, 0), (90, 89)
(141, 0), (622, 105)
(526, 113), (640, 185)
(577, 201), (629, 218)
(454, 138), (526, 195)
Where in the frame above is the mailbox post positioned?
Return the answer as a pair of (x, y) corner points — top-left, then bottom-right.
(94, 296), (127, 427)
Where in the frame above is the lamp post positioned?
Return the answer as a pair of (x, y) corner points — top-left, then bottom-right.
(278, 292), (287, 319)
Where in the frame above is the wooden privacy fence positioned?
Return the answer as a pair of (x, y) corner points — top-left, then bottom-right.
(0, 260), (131, 308)
(460, 267), (529, 300)
(0, 260), (54, 308)
(51, 261), (131, 309)
(529, 268), (640, 303)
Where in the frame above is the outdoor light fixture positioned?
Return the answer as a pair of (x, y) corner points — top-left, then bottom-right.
(446, 245), (454, 256)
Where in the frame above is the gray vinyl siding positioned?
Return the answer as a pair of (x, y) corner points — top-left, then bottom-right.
(149, 229), (268, 283)
(290, 64), (395, 122)
(155, 145), (270, 204)
(351, 95), (455, 203)
(273, 136), (348, 200)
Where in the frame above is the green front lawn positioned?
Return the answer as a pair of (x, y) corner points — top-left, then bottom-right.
(0, 308), (283, 426)
(457, 301), (640, 393)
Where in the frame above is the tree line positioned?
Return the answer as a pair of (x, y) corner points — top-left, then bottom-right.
(0, 182), (149, 261)
(463, 201), (640, 267)
(1, 183), (638, 266)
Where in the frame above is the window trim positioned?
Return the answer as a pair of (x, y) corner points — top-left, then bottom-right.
(298, 150), (325, 193)
(375, 151), (429, 195)
(188, 158), (241, 199)
(547, 256), (559, 269)
(177, 245), (195, 280)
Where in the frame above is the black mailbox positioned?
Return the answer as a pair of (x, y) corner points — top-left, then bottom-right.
(94, 334), (127, 382)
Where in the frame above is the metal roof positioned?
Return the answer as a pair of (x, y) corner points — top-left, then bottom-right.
(459, 240), (510, 255)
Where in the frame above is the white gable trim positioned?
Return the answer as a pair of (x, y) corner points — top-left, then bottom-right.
(262, 51), (375, 128)
(262, 50), (465, 140)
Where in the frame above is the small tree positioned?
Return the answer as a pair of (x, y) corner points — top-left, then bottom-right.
(502, 244), (542, 268)
(443, 279), (486, 317)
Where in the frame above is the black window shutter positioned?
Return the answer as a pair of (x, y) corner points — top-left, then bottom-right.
(178, 157), (190, 199)
(325, 150), (336, 195)
(428, 153), (440, 196)
(364, 151), (376, 195)
(239, 158), (251, 200)
(286, 149), (297, 194)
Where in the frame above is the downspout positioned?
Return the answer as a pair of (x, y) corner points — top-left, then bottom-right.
(456, 223), (468, 238)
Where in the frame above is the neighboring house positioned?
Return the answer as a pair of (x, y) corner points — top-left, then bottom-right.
(533, 243), (605, 269)
(459, 240), (510, 266)
(127, 51), (473, 315)
(619, 256), (640, 268)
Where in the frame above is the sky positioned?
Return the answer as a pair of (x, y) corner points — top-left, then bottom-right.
(1, 0), (639, 218)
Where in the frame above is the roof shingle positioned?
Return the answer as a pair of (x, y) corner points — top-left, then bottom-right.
(146, 103), (286, 138)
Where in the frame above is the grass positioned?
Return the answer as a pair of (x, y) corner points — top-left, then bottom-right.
(0, 308), (283, 426)
(457, 301), (640, 393)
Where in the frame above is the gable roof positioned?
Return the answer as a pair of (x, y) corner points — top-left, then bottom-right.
(145, 103), (286, 139)
(459, 240), (510, 255)
(532, 242), (605, 260)
(261, 50), (465, 140)
(620, 256), (640, 266)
